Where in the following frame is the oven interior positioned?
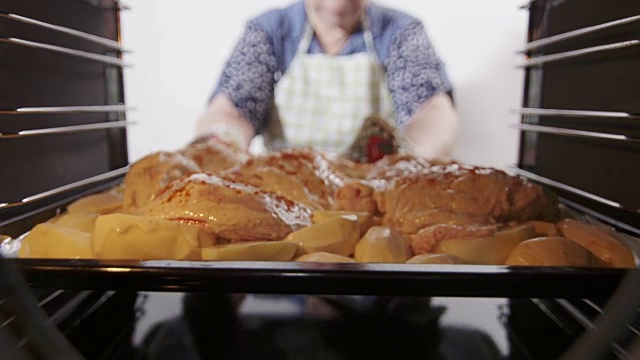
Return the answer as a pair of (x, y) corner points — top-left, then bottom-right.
(1, 0), (639, 359)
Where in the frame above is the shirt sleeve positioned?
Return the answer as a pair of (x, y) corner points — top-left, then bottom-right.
(385, 20), (452, 128)
(213, 21), (278, 133)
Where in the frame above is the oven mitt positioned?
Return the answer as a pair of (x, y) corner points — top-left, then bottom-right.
(341, 114), (411, 163)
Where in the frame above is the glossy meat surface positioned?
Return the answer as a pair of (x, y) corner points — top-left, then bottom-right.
(137, 173), (312, 241)
(221, 148), (348, 210)
(374, 163), (559, 234)
(122, 152), (200, 211)
(179, 140), (249, 173)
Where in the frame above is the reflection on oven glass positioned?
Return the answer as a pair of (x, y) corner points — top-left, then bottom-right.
(132, 292), (508, 360)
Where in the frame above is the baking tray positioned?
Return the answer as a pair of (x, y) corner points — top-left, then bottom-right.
(6, 258), (634, 298)
(1, 182), (638, 299)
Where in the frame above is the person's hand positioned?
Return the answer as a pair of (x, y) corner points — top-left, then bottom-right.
(404, 92), (460, 162)
(193, 94), (256, 151)
(189, 130), (243, 150)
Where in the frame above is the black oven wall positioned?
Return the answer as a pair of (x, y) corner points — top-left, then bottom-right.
(518, 0), (640, 231)
(0, 0), (128, 224)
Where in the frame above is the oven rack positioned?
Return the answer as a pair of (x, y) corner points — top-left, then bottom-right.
(503, 296), (640, 360)
(508, 2), (640, 358)
(0, 167), (128, 211)
(514, 123), (638, 142)
(0, 11), (128, 52)
(0, 0), (131, 221)
(0, 258), (141, 360)
(0, 6), (129, 67)
(517, 39), (640, 67)
(557, 270), (640, 360)
(520, 14), (640, 52)
(0, 120), (134, 139)
(517, 0), (640, 232)
(510, 168), (640, 220)
(0, 36), (129, 66)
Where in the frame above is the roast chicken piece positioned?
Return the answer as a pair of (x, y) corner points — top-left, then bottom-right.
(333, 154), (439, 214)
(178, 139), (249, 173)
(362, 154), (433, 183)
(136, 173), (312, 242)
(221, 148), (349, 210)
(222, 148), (391, 213)
(330, 157), (372, 179)
(375, 163), (560, 235)
(122, 152), (200, 211)
(333, 181), (378, 214)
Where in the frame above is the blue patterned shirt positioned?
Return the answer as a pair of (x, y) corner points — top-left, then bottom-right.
(213, 1), (452, 133)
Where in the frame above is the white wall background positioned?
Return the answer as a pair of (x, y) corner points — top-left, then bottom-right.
(120, 0), (529, 170)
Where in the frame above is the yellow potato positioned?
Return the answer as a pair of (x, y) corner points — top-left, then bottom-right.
(66, 189), (123, 215)
(406, 253), (465, 264)
(525, 220), (559, 237)
(354, 226), (413, 263)
(557, 218), (635, 268)
(311, 210), (375, 236)
(506, 236), (600, 267)
(201, 241), (297, 261)
(284, 215), (359, 256)
(433, 223), (537, 265)
(92, 213), (214, 260)
(19, 223), (91, 259)
(52, 212), (99, 233)
(296, 252), (356, 263)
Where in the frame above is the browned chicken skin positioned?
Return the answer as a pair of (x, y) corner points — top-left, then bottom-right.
(122, 151), (201, 211)
(333, 154), (440, 215)
(179, 139), (250, 173)
(333, 181), (378, 214)
(375, 163), (559, 235)
(363, 153), (433, 183)
(136, 173), (312, 242)
(125, 147), (559, 252)
(220, 148), (349, 210)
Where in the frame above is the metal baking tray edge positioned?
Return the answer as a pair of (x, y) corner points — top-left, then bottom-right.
(7, 258), (634, 298)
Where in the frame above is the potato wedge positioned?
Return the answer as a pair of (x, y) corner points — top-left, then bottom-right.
(556, 218), (635, 268)
(311, 210), (376, 236)
(66, 189), (123, 215)
(525, 221), (559, 237)
(201, 241), (297, 261)
(284, 215), (359, 256)
(19, 223), (91, 259)
(506, 236), (600, 267)
(406, 253), (465, 264)
(433, 223), (537, 265)
(92, 213), (213, 260)
(52, 212), (99, 233)
(296, 252), (355, 263)
(354, 226), (412, 263)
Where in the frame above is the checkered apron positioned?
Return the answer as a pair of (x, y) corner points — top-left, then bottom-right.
(265, 14), (395, 156)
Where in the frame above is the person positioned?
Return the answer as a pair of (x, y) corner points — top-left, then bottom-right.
(193, 0), (459, 161)
(152, 1), (466, 358)
(190, 0), (460, 325)
(139, 3), (506, 358)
